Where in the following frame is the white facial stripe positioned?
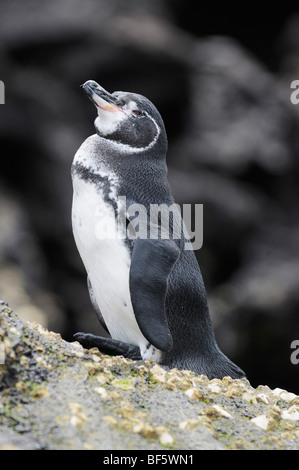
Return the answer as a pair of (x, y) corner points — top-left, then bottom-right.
(124, 100), (139, 112)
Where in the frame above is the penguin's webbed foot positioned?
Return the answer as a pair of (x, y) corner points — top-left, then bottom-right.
(73, 332), (142, 360)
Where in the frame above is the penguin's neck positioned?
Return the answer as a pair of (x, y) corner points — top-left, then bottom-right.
(117, 153), (172, 206)
(95, 134), (172, 204)
(73, 133), (173, 206)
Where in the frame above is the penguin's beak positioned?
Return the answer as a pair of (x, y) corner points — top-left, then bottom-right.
(82, 80), (123, 113)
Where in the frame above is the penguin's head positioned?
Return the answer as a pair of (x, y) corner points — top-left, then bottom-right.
(82, 80), (167, 155)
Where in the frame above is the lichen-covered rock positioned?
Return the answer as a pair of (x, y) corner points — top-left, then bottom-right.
(0, 302), (299, 450)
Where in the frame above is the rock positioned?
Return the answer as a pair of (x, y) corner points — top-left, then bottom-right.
(282, 406), (299, 421)
(0, 303), (299, 450)
(188, 37), (293, 174)
(203, 404), (233, 420)
(273, 388), (298, 402)
(0, 427), (40, 450)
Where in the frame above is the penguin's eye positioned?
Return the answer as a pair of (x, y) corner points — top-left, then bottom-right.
(132, 110), (143, 117)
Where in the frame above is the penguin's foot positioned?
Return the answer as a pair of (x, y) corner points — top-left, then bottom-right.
(73, 332), (142, 360)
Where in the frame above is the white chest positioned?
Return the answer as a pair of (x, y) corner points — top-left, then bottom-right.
(72, 174), (160, 360)
(72, 176), (130, 336)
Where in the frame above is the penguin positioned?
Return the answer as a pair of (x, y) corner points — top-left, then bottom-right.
(71, 80), (245, 379)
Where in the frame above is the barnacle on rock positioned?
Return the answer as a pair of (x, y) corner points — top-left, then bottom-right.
(1, 305), (299, 450)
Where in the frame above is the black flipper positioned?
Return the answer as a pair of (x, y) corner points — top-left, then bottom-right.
(73, 332), (142, 360)
(129, 238), (180, 352)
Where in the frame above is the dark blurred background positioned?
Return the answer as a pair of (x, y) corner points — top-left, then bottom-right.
(0, 0), (299, 393)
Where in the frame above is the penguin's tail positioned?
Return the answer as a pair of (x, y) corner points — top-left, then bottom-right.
(162, 348), (246, 380)
(204, 349), (246, 380)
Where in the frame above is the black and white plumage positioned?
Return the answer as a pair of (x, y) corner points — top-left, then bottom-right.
(71, 80), (245, 379)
